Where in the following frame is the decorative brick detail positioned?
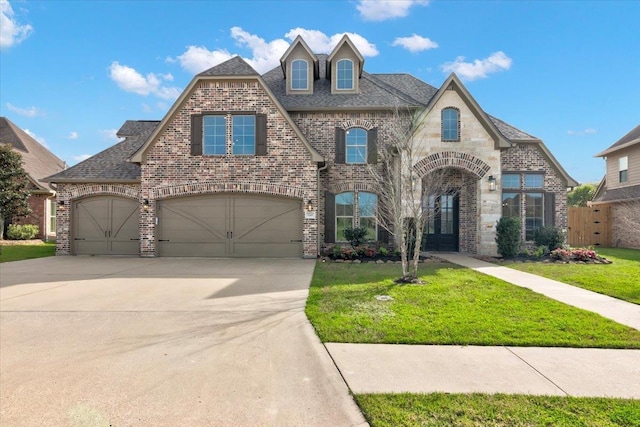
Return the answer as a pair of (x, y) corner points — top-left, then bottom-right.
(339, 119), (374, 131)
(67, 184), (140, 200)
(151, 181), (306, 200)
(414, 151), (491, 179)
(329, 181), (379, 195)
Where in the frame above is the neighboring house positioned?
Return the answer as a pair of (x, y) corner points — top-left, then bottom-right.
(46, 35), (576, 258)
(592, 124), (640, 249)
(0, 117), (66, 240)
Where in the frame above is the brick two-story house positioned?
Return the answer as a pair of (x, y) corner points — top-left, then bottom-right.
(47, 35), (576, 257)
(592, 124), (640, 249)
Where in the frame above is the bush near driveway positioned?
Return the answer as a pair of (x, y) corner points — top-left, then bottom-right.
(305, 262), (640, 348)
(505, 248), (640, 304)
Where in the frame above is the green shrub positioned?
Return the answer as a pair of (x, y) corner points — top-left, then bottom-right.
(332, 244), (342, 259)
(495, 217), (521, 258)
(533, 226), (565, 252)
(343, 226), (368, 248)
(7, 224), (39, 240)
(378, 246), (389, 257)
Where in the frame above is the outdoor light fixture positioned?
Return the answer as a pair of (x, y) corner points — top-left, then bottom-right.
(58, 200), (65, 206)
(488, 176), (497, 192)
(306, 199), (313, 211)
(142, 199), (150, 211)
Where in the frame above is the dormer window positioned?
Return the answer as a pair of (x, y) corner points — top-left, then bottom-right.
(291, 59), (308, 90)
(337, 59), (354, 90)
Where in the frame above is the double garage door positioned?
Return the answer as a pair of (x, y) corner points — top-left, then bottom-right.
(72, 194), (303, 257)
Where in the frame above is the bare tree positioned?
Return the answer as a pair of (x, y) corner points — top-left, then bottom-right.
(369, 108), (460, 282)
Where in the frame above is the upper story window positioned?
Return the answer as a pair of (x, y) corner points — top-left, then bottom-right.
(441, 107), (460, 141)
(524, 174), (544, 188)
(346, 128), (367, 164)
(191, 113), (266, 157)
(291, 59), (308, 90)
(336, 59), (354, 90)
(232, 115), (256, 155)
(619, 156), (628, 183)
(502, 173), (520, 189)
(203, 115), (226, 155)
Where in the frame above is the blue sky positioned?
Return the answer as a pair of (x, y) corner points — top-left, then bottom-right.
(1, 0), (638, 184)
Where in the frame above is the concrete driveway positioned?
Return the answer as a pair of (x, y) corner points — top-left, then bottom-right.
(0, 257), (366, 427)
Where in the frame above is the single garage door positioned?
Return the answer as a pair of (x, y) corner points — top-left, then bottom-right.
(73, 196), (139, 255)
(157, 194), (303, 257)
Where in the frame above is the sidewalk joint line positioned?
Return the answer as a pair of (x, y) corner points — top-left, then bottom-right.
(505, 346), (570, 396)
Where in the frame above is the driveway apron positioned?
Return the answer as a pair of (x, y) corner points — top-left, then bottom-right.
(0, 257), (366, 427)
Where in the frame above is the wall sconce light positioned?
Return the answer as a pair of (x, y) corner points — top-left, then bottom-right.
(306, 199), (313, 211)
(488, 176), (497, 192)
(142, 199), (150, 210)
(58, 200), (65, 206)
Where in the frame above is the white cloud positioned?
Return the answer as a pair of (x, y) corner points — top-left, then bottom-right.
(109, 62), (180, 100)
(67, 131), (79, 140)
(441, 51), (512, 81)
(6, 102), (40, 117)
(356, 0), (429, 21)
(24, 129), (48, 148)
(567, 128), (597, 136)
(171, 27), (378, 75)
(99, 129), (121, 143)
(73, 154), (91, 162)
(0, 0), (33, 48)
(392, 34), (438, 53)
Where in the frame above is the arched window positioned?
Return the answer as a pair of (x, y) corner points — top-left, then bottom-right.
(291, 59), (308, 90)
(334, 191), (378, 241)
(346, 127), (367, 164)
(442, 107), (460, 141)
(337, 59), (354, 90)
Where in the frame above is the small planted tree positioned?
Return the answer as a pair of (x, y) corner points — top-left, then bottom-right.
(0, 144), (31, 239)
(495, 217), (521, 258)
(343, 226), (368, 248)
(533, 226), (565, 252)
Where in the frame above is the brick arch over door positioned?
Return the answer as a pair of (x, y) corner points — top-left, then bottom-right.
(413, 151), (491, 179)
(67, 184), (140, 201)
(150, 180), (307, 201)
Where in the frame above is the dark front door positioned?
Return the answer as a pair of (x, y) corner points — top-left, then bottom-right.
(423, 193), (459, 252)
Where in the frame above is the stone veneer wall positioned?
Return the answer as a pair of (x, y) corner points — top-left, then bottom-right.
(54, 183), (141, 255)
(141, 79), (318, 257)
(500, 143), (569, 239)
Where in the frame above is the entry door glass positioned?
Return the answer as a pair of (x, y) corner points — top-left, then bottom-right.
(423, 193), (459, 252)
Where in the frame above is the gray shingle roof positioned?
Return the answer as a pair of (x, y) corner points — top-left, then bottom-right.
(593, 183), (640, 203)
(46, 121), (159, 182)
(605, 124), (640, 151)
(198, 56), (259, 77)
(0, 116), (66, 192)
(488, 115), (539, 141)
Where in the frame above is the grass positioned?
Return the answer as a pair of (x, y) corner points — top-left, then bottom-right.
(305, 262), (640, 348)
(0, 241), (55, 263)
(354, 393), (640, 427)
(504, 248), (640, 304)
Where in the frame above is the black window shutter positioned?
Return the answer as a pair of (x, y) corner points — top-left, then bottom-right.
(335, 128), (345, 164)
(191, 115), (203, 156)
(377, 224), (389, 244)
(325, 192), (336, 243)
(544, 192), (556, 226)
(256, 114), (267, 155)
(367, 128), (378, 164)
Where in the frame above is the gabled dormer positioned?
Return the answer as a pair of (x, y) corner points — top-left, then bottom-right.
(326, 35), (364, 94)
(280, 35), (319, 95)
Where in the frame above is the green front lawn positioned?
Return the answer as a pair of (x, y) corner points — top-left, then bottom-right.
(505, 248), (640, 304)
(305, 262), (640, 348)
(0, 241), (55, 263)
(355, 393), (640, 427)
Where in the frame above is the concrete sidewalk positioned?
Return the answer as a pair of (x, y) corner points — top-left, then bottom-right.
(326, 343), (640, 398)
(436, 253), (640, 331)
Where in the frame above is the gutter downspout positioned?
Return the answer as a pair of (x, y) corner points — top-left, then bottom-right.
(317, 162), (328, 256)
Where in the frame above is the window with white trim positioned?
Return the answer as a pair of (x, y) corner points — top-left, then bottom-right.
(345, 128), (367, 164)
(291, 59), (308, 90)
(619, 156), (628, 183)
(336, 59), (354, 90)
(335, 191), (378, 241)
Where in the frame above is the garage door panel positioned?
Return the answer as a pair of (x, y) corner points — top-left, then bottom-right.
(158, 195), (303, 258)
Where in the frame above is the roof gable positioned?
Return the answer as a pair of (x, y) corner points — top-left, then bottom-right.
(326, 35), (365, 78)
(0, 116), (66, 192)
(595, 124), (640, 157)
(198, 56), (259, 77)
(279, 35), (319, 80)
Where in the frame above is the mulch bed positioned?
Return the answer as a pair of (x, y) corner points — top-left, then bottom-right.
(474, 254), (612, 265)
(0, 239), (48, 246)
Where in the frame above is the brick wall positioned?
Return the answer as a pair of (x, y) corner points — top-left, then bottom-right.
(610, 201), (640, 249)
(141, 79), (318, 257)
(12, 193), (49, 239)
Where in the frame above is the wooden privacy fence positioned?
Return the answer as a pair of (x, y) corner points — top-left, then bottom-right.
(567, 206), (611, 247)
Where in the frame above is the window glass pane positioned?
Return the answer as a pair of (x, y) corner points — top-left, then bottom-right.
(359, 217), (377, 241)
(358, 192), (377, 217)
(442, 108), (458, 141)
(49, 199), (56, 232)
(203, 115), (226, 155)
(440, 195), (454, 234)
(525, 193), (543, 240)
(423, 195), (436, 234)
(291, 59), (308, 90)
(502, 174), (520, 189)
(337, 59), (353, 90)
(232, 115), (255, 155)
(502, 193), (520, 217)
(335, 192), (354, 217)
(346, 128), (367, 164)
(524, 174), (544, 188)
(620, 170), (628, 183)
(336, 217), (353, 241)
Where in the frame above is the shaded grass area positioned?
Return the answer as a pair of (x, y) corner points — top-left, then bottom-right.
(305, 262), (640, 348)
(355, 393), (640, 427)
(505, 248), (640, 304)
(0, 242), (55, 263)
